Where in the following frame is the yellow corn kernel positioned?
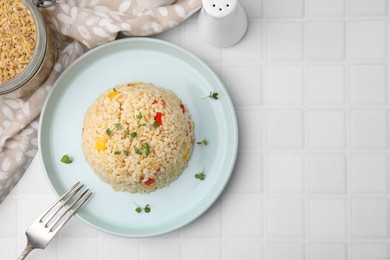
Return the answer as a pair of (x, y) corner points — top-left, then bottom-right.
(182, 148), (190, 161)
(95, 138), (107, 151)
(108, 91), (117, 100)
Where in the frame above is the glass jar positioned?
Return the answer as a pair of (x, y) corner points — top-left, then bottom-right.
(0, 0), (56, 98)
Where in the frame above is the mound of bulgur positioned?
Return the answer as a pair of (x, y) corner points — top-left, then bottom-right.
(82, 82), (195, 193)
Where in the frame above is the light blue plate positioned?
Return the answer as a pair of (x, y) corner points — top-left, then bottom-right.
(39, 38), (238, 237)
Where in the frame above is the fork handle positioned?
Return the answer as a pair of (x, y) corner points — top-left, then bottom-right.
(17, 244), (33, 260)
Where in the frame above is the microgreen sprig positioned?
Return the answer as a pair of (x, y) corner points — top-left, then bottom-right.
(60, 154), (73, 164)
(106, 123), (122, 135)
(200, 91), (219, 100)
(144, 204), (151, 213)
(133, 202), (151, 213)
(195, 166), (206, 181)
(152, 121), (160, 128)
(196, 137), (208, 145)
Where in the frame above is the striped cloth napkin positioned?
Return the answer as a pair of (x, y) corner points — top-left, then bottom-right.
(0, 0), (201, 203)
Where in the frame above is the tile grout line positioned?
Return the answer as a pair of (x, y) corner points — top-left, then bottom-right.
(345, 1), (352, 258)
(302, 0), (310, 257)
(261, 1), (267, 259)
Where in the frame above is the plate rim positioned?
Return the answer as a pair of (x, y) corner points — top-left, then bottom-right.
(38, 37), (239, 237)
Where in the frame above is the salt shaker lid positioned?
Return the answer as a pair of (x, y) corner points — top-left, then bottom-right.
(202, 0), (237, 18)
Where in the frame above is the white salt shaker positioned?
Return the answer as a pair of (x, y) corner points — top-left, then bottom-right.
(198, 0), (248, 47)
(137, 0), (176, 9)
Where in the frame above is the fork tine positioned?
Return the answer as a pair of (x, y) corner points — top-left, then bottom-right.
(50, 191), (93, 234)
(36, 182), (81, 222)
(43, 184), (85, 227)
(48, 189), (93, 232)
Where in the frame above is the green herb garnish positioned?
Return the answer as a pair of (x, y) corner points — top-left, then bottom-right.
(134, 202), (151, 213)
(200, 91), (219, 100)
(130, 132), (137, 138)
(136, 114), (142, 119)
(114, 151), (121, 155)
(60, 154), (73, 164)
(138, 123), (146, 127)
(123, 130), (130, 135)
(143, 143), (150, 157)
(152, 121), (160, 128)
(134, 147), (142, 155)
(106, 123), (122, 135)
(123, 151), (129, 156)
(196, 137), (208, 145)
(195, 167), (206, 180)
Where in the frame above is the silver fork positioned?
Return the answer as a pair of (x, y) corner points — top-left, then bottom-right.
(18, 182), (93, 260)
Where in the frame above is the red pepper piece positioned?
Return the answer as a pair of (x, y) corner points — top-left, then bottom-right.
(144, 178), (155, 186)
(154, 112), (163, 125)
(180, 104), (185, 113)
(152, 99), (158, 104)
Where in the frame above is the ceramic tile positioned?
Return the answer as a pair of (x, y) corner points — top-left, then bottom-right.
(350, 110), (388, 149)
(183, 241), (221, 260)
(0, 197), (18, 238)
(266, 198), (304, 238)
(265, 243), (305, 260)
(307, 0), (345, 17)
(308, 154), (346, 193)
(307, 65), (346, 105)
(236, 109), (262, 151)
(307, 110), (345, 149)
(308, 243), (346, 260)
(350, 199), (388, 238)
(266, 110), (304, 149)
(0, 240), (17, 260)
(265, 154), (304, 193)
(265, 66), (304, 105)
(223, 196), (262, 238)
(349, 21), (387, 60)
(350, 64), (387, 105)
(265, 22), (304, 61)
(101, 239), (139, 259)
(58, 240), (98, 260)
(224, 65), (262, 107)
(308, 198), (347, 238)
(264, 0), (304, 18)
(225, 153), (262, 194)
(307, 22), (345, 61)
(239, 0), (263, 19)
(140, 240), (181, 260)
(350, 153), (388, 193)
(349, 243), (388, 260)
(225, 241), (263, 260)
(348, 0), (388, 16)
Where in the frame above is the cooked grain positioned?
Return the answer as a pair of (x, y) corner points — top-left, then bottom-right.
(0, 0), (36, 84)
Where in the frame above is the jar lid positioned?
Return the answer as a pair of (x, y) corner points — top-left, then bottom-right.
(0, 0), (48, 95)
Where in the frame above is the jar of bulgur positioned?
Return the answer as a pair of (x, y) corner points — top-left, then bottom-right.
(0, 0), (56, 98)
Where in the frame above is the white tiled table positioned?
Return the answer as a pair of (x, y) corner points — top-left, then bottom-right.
(1, 0), (390, 259)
